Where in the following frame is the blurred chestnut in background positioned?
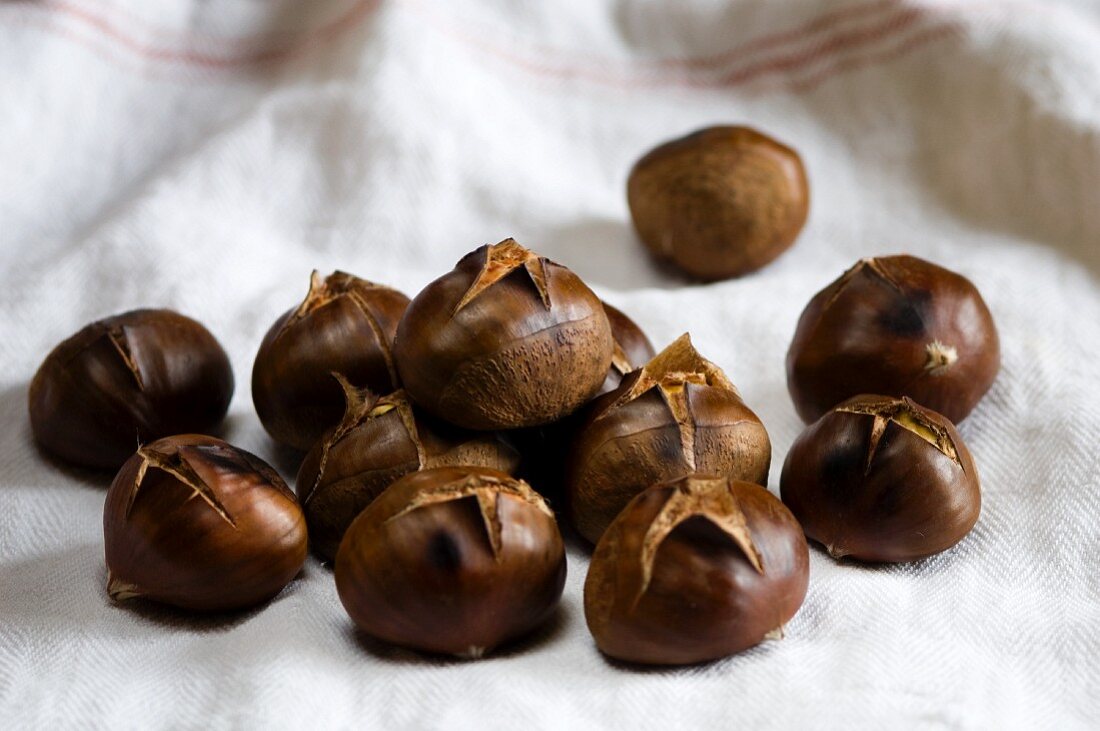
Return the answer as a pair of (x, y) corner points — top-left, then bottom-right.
(252, 271), (409, 451)
(566, 334), (770, 545)
(297, 378), (520, 560)
(780, 395), (981, 563)
(585, 475), (809, 665)
(627, 125), (809, 281)
(787, 255), (1000, 424)
(393, 239), (613, 431)
(29, 309), (233, 470)
(104, 435), (308, 612)
(335, 466), (565, 658)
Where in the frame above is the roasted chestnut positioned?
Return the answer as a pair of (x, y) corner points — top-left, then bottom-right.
(296, 378), (520, 560)
(787, 256), (1000, 424)
(566, 334), (771, 544)
(252, 270), (410, 451)
(585, 475), (809, 665)
(104, 434), (308, 612)
(335, 466), (565, 658)
(780, 395), (981, 562)
(627, 126), (809, 281)
(29, 309), (233, 469)
(393, 239), (613, 430)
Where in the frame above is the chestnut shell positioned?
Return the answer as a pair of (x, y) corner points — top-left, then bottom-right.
(585, 475), (809, 665)
(103, 435), (308, 612)
(296, 382), (520, 560)
(393, 239), (614, 431)
(786, 255), (1000, 424)
(335, 466), (566, 658)
(29, 309), (234, 469)
(566, 334), (771, 545)
(252, 271), (410, 451)
(627, 126), (809, 281)
(780, 394), (981, 562)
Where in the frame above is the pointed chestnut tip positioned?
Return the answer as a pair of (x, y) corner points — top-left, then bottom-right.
(106, 572), (143, 603)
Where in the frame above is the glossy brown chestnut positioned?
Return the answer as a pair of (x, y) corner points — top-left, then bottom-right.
(393, 239), (614, 431)
(566, 334), (771, 545)
(103, 434), (308, 612)
(335, 466), (566, 658)
(29, 309), (234, 470)
(252, 271), (410, 451)
(627, 126), (809, 281)
(786, 256), (1000, 424)
(585, 474), (809, 665)
(780, 395), (981, 562)
(296, 378), (520, 560)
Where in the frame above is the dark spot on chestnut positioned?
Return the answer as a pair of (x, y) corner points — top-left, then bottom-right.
(879, 297), (927, 337)
(428, 531), (463, 572)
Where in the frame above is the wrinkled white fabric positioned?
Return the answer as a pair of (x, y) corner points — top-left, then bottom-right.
(1, 0), (1098, 728)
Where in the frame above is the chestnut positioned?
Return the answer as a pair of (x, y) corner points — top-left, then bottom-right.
(29, 309), (233, 470)
(566, 333), (771, 545)
(296, 378), (520, 560)
(393, 239), (614, 430)
(780, 395), (981, 562)
(585, 474), (809, 665)
(627, 126), (809, 281)
(335, 466), (566, 658)
(786, 255), (1000, 424)
(252, 270), (410, 451)
(103, 434), (308, 612)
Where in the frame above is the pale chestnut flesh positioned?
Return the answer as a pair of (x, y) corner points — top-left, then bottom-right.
(780, 395), (981, 563)
(393, 239), (614, 431)
(252, 271), (409, 451)
(585, 475), (809, 665)
(103, 435), (308, 612)
(567, 334), (771, 544)
(29, 309), (234, 469)
(786, 255), (1000, 424)
(335, 467), (566, 658)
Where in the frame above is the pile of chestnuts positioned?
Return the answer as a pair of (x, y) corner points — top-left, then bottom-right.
(27, 125), (1000, 669)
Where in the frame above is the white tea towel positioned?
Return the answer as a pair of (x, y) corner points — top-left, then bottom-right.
(1, 0), (1098, 728)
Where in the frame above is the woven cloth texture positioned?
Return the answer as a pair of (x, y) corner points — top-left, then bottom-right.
(1, 0), (1098, 728)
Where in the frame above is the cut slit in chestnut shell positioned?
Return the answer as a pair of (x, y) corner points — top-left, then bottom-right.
(252, 271), (410, 451)
(585, 475), (809, 665)
(786, 255), (1000, 424)
(29, 309), (234, 469)
(296, 378), (520, 560)
(566, 333), (771, 545)
(780, 394), (981, 563)
(103, 435), (308, 612)
(335, 466), (566, 658)
(393, 239), (613, 431)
